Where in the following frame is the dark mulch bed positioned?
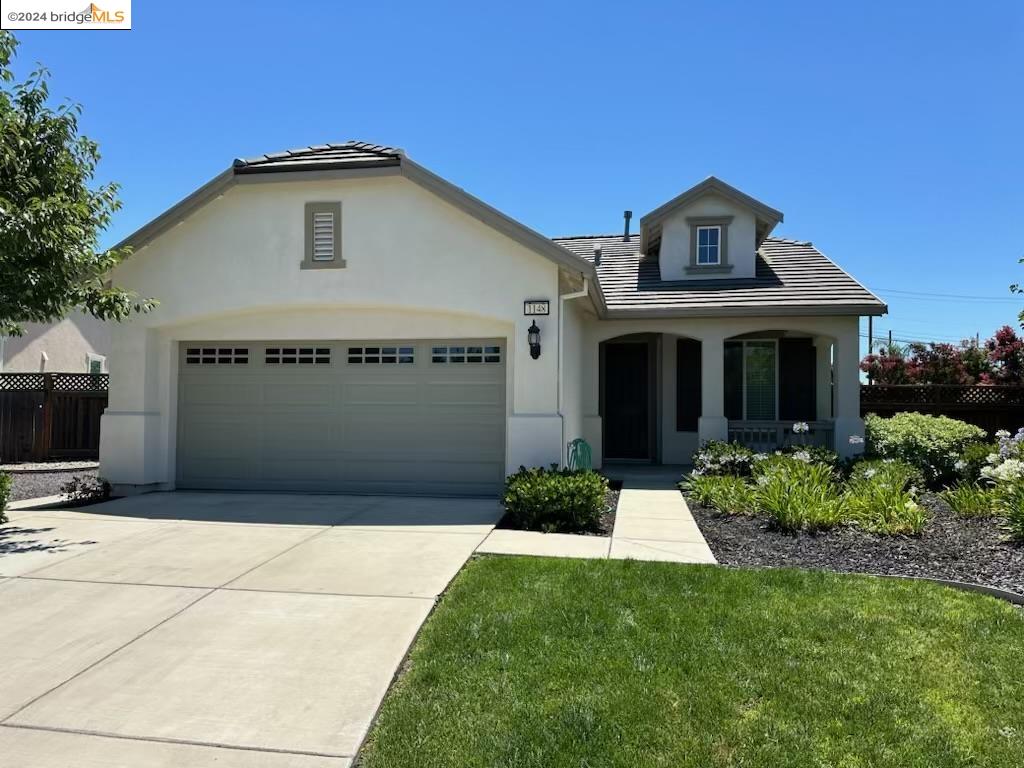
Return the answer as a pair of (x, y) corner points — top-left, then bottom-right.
(598, 480), (621, 535)
(689, 494), (1024, 596)
(7, 469), (98, 502)
(497, 479), (621, 537)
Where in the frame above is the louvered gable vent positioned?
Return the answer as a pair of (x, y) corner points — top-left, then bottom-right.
(303, 202), (344, 268)
(312, 210), (335, 261)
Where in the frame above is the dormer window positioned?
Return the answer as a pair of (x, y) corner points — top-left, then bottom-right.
(302, 202), (345, 269)
(685, 215), (733, 274)
(696, 226), (721, 265)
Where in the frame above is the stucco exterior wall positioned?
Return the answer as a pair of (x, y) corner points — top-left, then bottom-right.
(658, 194), (758, 281)
(101, 174), (568, 489)
(1, 311), (110, 372)
(558, 298), (589, 465)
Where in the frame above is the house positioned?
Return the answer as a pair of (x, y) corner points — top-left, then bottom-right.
(99, 141), (885, 496)
(0, 312), (109, 373)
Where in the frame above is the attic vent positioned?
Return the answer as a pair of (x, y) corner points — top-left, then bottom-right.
(312, 211), (335, 261)
(303, 202), (343, 268)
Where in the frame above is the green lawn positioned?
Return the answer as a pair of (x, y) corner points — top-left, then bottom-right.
(359, 557), (1024, 768)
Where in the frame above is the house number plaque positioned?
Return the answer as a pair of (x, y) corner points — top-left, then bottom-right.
(523, 300), (550, 316)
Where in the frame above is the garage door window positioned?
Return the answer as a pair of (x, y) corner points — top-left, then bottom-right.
(186, 347), (249, 365)
(265, 347), (331, 365)
(347, 346), (415, 364)
(431, 345), (501, 364)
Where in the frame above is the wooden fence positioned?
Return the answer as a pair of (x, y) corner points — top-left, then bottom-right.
(0, 373), (109, 463)
(861, 384), (1024, 436)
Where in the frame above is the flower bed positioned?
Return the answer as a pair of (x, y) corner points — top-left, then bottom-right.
(689, 495), (1024, 596)
(681, 415), (1024, 597)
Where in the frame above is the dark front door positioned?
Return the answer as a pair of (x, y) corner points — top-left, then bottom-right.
(604, 341), (650, 460)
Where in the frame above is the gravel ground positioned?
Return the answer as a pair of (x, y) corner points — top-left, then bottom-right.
(688, 493), (1024, 596)
(6, 469), (98, 502)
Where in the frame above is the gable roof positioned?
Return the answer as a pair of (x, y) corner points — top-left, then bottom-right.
(115, 141), (602, 303)
(115, 141), (882, 320)
(555, 233), (886, 317)
(639, 176), (784, 254)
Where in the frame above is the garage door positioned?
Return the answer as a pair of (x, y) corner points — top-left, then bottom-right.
(176, 340), (505, 496)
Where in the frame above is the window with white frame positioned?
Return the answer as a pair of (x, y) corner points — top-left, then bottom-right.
(87, 353), (106, 374)
(725, 339), (777, 420)
(743, 341), (777, 420)
(695, 225), (721, 265)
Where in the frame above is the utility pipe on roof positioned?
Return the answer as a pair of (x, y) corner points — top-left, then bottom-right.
(558, 277), (590, 468)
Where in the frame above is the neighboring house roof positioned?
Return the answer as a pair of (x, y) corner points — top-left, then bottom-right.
(555, 233), (887, 317)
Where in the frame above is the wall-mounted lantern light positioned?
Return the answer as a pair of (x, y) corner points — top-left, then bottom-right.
(527, 320), (541, 359)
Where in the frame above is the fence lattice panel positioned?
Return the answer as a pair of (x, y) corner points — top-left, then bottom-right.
(861, 384), (1024, 436)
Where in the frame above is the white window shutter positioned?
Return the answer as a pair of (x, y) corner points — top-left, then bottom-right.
(312, 211), (335, 261)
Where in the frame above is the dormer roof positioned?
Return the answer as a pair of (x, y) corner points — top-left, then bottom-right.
(639, 176), (784, 254)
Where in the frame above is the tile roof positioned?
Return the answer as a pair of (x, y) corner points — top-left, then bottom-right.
(554, 233), (886, 316)
(233, 141), (403, 173)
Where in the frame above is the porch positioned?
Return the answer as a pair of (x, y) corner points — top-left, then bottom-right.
(579, 317), (864, 467)
(726, 420), (835, 452)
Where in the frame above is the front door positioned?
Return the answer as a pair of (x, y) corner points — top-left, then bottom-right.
(604, 341), (650, 460)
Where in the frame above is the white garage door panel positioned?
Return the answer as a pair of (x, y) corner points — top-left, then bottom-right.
(176, 340), (506, 496)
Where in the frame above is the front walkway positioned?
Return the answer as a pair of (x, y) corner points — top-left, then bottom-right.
(0, 492), (501, 767)
(476, 466), (716, 563)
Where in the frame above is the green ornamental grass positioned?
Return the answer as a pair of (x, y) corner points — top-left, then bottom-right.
(842, 459), (926, 534)
(681, 474), (757, 515)
(941, 482), (1000, 518)
(752, 457), (843, 532)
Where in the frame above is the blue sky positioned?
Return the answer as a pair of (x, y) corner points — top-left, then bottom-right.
(12, 0), (1024, 353)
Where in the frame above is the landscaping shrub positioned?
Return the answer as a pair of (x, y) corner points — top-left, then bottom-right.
(60, 475), (112, 506)
(503, 466), (608, 534)
(864, 412), (986, 487)
(0, 471), (10, 524)
(681, 474), (757, 515)
(753, 457), (842, 532)
(843, 459), (926, 534)
(957, 441), (999, 483)
(691, 441), (754, 477)
(940, 483), (999, 518)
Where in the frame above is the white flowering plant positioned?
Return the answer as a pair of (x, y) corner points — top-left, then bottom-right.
(970, 428), (1024, 539)
(690, 441), (756, 478)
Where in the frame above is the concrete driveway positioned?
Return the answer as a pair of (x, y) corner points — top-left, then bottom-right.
(0, 492), (502, 767)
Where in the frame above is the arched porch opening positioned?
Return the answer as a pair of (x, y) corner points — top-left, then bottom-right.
(723, 329), (837, 452)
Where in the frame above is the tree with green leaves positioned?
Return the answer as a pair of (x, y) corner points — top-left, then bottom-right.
(0, 30), (153, 337)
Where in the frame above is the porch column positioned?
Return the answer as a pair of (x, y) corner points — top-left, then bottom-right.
(832, 320), (865, 458)
(814, 336), (833, 420)
(697, 333), (728, 446)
